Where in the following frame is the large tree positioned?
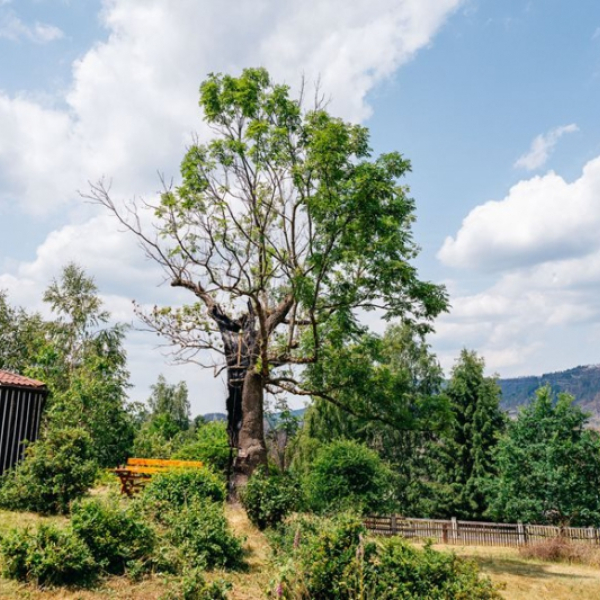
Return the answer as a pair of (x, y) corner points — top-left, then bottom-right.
(90, 68), (448, 487)
(487, 386), (600, 526)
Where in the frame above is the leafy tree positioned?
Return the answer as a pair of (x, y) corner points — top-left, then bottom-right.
(1, 264), (134, 468)
(90, 68), (448, 487)
(487, 386), (600, 526)
(35, 264), (134, 467)
(432, 350), (505, 520)
(298, 324), (448, 514)
(147, 374), (191, 432)
(0, 291), (46, 374)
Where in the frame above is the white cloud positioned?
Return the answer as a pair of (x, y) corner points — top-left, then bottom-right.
(438, 155), (600, 271)
(434, 151), (600, 378)
(0, 9), (63, 43)
(0, 0), (463, 216)
(514, 123), (578, 171)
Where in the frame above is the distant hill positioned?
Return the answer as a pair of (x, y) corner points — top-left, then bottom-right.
(498, 364), (600, 426)
(202, 412), (227, 422)
(201, 366), (600, 428)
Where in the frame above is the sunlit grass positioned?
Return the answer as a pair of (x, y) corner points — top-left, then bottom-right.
(3, 500), (600, 600)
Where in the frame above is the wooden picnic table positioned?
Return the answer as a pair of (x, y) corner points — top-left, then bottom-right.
(114, 457), (203, 496)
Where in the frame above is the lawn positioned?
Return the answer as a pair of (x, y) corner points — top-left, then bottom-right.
(2, 504), (600, 599)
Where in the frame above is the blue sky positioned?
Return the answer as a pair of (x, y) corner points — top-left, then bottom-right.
(1, 0), (600, 414)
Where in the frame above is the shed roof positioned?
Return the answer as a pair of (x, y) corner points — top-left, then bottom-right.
(0, 370), (46, 389)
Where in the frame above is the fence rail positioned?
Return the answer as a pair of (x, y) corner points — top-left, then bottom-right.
(364, 516), (600, 547)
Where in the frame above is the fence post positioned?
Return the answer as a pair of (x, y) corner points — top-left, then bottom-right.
(451, 517), (458, 545)
(391, 514), (397, 536)
(517, 521), (525, 546)
(588, 527), (595, 545)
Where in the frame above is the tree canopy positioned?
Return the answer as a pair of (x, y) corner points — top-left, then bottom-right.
(487, 386), (600, 526)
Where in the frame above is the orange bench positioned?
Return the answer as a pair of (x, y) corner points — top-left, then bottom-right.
(114, 458), (203, 496)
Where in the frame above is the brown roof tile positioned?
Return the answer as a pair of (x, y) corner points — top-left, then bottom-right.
(0, 370), (46, 389)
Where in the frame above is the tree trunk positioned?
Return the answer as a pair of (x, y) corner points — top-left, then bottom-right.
(232, 369), (268, 492)
(211, 302), (268, 495)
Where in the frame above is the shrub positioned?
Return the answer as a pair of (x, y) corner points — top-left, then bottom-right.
(0, 426), (98, 515)
(160, 568), (231, 600)
(163, 499), (245, 571)
(141, 468), (226, 514)
(70, 495), (156, 575)
(269, 513), (500, 599)
(174, 421), (231, 476)
(303, 439), (397, 514)
(241, 468), (301, 530)
(364, 538), (500, 599)
(0, 523), (97, 587)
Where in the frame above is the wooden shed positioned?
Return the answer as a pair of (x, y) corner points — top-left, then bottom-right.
(0, 370), (48, 475)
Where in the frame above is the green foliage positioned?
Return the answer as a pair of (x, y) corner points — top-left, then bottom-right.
(147, 374), (191, 432)
(141, 468), (226, 511)
(269, 513), (499, 599)
(70, 495), (156, 575)
(0, 426), (97, 515)
(0, 290), (47, 374)
(303, 440), (397, 515)
(431, 350), (505, 520)
(487, 386), (600, 526)
(0, 523), (97, 587)
(298, 324), (449, 517)
(160, 568), (231, 600)
(174, 420), (231, 475)
(304, 324), (448, 437)
(241, 468), (301, 530)
(2, 263), (135, 469)
(162, 499), (245, 571)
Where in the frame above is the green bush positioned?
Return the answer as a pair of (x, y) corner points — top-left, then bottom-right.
(241, 468), (301, 530)
(303, 439), (397, 515)
(71, 495), (156, 575)
(141, 468), (226, 514)
(160, 568), (231, 600)
(269, 514), (500, 599)
(0, 523), (97, 587)
(0, 426), (98, 515)
(174, 421), (231, 476)
(362, 538), (499, 599)
(163, 499), (245, 571)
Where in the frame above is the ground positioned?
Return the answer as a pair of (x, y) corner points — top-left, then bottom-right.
(2, 505), (600, 599)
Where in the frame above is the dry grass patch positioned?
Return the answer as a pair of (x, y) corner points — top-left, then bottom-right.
(439, 544), (600, 600)
(217, 504), (273, 600)
(519, 537), (600, 567)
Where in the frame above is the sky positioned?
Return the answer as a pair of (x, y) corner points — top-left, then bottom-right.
(1, 0), (600, 415)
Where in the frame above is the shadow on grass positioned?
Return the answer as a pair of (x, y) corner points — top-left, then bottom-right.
(467, 554), (597, 582)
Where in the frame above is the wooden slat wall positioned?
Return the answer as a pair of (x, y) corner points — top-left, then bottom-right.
(364, 515), (600, 548)
(0, 387), (46, 476)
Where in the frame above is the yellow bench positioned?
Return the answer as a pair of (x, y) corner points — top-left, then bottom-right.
(114, 458), (203, 496)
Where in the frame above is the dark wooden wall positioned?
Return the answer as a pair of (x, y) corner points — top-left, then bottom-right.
(0, 386), (46, 475)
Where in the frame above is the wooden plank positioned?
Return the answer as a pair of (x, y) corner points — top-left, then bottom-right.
(127, 458), (204, 468)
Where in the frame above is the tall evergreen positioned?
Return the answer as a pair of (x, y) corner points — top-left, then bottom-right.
(434, 350), (505, 519)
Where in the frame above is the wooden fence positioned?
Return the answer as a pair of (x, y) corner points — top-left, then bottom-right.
(364, 515), (600, 547)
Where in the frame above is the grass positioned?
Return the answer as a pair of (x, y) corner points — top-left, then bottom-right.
(3, 499), (600, 599)
(440, 544), (600, 600)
